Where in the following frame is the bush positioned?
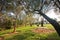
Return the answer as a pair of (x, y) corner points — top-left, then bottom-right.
(0, 19), (12, 30)
(5, 20), (12, 29)
(17, 20), (23, 25)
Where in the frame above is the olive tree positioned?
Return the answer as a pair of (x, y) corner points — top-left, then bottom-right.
(23, 0), (60, 36)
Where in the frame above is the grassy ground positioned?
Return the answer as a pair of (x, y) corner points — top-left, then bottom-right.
(0, 24), (60, 40)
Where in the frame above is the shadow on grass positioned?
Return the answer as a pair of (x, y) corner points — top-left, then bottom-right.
(46, 32), (60, 40)
(6, 31), (41, 40)
(5, 31), (60, 40)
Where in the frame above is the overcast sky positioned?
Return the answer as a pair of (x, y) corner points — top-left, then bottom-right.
(46, 9), (60, 21)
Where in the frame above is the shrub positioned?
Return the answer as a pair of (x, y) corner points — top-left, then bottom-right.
(5, 20), (12, 29)
(0, 19), (12, 30)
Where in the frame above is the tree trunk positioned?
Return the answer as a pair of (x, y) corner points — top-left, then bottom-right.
(39, 11), (60, 36)
(13, 20), (16, 33)
(13, 26), (16, 32)
(41, 17), (44, 27)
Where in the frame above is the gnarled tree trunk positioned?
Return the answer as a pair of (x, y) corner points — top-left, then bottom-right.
(39, 11), (60, 36)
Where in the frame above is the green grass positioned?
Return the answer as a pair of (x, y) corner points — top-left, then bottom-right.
(44, 24), (54, 29)
(0, 24), (60, 40)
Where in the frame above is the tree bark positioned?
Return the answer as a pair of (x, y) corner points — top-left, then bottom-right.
(41, 17), (44, 27)
(38, 11), (60, 36)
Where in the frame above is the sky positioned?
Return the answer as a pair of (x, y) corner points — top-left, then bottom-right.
(9, 8), (60, 21)
(46, 9), (60, 21)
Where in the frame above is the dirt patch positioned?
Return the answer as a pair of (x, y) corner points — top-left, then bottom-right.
(4, 32), (19, 36)
(32, 27), (56, 34)
(0, 36), (4, 40)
